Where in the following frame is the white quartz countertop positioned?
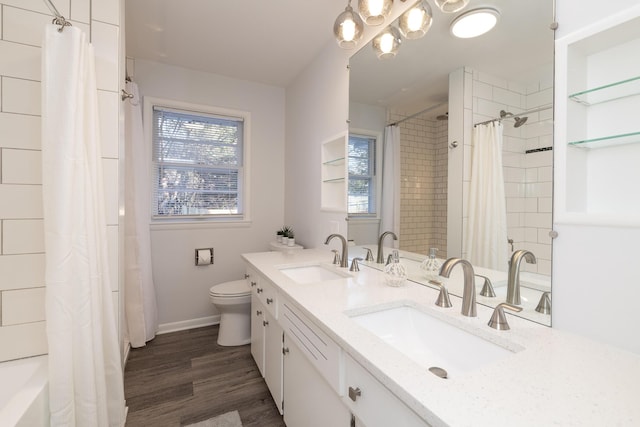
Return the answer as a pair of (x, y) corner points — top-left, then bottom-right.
(242, 249), (640, 427)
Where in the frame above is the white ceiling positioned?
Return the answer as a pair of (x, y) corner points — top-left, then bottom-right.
(125, 1), (554, 113)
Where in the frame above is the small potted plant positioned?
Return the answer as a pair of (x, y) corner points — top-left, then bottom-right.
(281, 226), (292, 245)
(287, 230), (295, 247)
(276, 229), (284, 243)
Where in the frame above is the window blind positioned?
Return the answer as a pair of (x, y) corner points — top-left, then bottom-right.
(152, 106), (244, 218)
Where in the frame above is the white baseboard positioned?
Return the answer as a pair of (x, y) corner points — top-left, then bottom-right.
(157, 315), (220, 335)
(123, 342), (131, 367)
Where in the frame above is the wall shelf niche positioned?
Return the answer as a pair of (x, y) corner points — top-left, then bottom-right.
(321, 134), (348, 212)
(555, 10), (640, 226)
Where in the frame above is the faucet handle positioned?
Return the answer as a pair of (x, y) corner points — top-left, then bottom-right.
(386, 253), (393, 266)
(488, 303), (523, 330)
(363, 247), (374, 262)
(535, 291), (551, 314)
(350, 257), (363, 272)
(476, 274), (496, 297)
(429, 280), (452, 308)
(331, 249), (341, 266)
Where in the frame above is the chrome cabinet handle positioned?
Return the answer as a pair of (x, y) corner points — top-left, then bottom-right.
(256, 288), (263, 293)
(282, 347), (290, 355)
(244, 273), (250, 279)
(263, 320), (269, 327)
(250, 281), (257, 287)
(256, 310), (262, 316)
(348, 386), (362, 402)
(266, 298), (273, 304)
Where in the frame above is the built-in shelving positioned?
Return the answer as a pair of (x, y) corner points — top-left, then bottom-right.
(555, 10), (640, 226)
(321, 134), (348, 212)
(569, 75), (640, 105)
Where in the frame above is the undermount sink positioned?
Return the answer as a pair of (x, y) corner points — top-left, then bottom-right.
(350, 303), (520, 378)
(278, 264), (351, 284)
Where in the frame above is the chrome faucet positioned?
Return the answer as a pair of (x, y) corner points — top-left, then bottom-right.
(506, 250), (537, 305)
(325, 234), (349, 268)
(439, 258), (477, 317)
(376, 231), (398, 264)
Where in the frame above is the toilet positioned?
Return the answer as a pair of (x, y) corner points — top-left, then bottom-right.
(209, 279), (252, 346)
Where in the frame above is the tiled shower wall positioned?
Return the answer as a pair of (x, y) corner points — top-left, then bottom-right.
(0, 0), (122, 362)
(465, 68), (553, 275)
(390, 110), (448, 257)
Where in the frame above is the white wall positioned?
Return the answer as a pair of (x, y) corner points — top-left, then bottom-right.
(131, 59), (285, 329)
(0, 0), (123, 362)
(553, 0), (640, 354)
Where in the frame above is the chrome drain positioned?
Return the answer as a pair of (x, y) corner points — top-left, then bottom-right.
(428, 366), (448, 379)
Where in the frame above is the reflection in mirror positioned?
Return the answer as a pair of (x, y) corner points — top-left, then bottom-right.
(347, 0), (554, 325)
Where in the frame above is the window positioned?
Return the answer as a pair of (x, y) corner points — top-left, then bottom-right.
(151, 104), (246, 219)
(348, 134), (376, 215)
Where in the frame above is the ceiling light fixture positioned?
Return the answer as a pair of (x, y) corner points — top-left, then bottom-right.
(372, 25), (402, 59)
(358, 0), (394, 26)
(450, 8), (500, 38)
(435, 0), (469, 14)
(398, 0), (433, 39)
(334, 0), (365, 49)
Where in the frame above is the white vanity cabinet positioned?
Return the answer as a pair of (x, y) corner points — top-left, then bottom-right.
(247, 268), (283, 414)
(555, 9), (640, 226)
(343, 354), (429, 427)
(280, 296), (351, 427)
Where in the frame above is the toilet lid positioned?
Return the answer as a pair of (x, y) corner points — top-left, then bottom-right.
(210, 279), (251, 297)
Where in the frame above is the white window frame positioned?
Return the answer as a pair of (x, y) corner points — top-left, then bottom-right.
(348, 131), (379, 217)
(144, 97), (251, 226)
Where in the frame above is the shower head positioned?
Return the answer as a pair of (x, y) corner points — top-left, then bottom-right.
(499, 110), (527, 128)
(514, 116), (528, 128)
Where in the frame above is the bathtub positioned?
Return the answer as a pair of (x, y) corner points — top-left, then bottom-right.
(0, 355), (49, 427)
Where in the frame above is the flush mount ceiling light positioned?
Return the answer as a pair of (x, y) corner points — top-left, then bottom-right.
(398, 0), (433, 39)
(372, 25), (402, 59)
(358, 0), (394, 26)
(435, 0), (469, 13)
(334, 0), (365, 49)
(450, 8), (500, 38)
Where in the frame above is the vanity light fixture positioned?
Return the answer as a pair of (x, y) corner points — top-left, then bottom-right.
(450, 8), (500, 38)
(358, 0), (394, 26)
(435, 0), (469, 13)
(398, 0), (433, 39)
(334, 0), (365, 49)
(372, 25), (402, 59)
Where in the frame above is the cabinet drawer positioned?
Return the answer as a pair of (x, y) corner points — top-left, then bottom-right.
(280, 298), (342, 394)
(344, 354), (429, 427)
(247, 268), (278, 318)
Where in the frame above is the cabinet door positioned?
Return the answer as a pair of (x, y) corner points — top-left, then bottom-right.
(283, 334), (350, 427)
(264, 310), (283, 414)
(250, 294), (265, 376)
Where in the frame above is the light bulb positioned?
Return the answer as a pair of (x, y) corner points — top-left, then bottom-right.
(369, 0), (384, 16)
(380, 33), (394, 53)
(372, 26), (401, 59)
(342, 19), (356, 41)
(358, 0), (393, 26)
(399, 0), (432, 39)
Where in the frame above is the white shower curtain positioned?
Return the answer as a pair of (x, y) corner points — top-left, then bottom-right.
(42, 25), (125, 426)
(124, 81), (159, 347)
(379, 125), (401, 238)
(465, 122), (509, 271)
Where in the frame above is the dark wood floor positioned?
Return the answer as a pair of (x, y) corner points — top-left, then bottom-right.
(124, 325), (285, 427)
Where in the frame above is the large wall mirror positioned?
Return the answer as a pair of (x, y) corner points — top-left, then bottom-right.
(347, 0), (555, 325)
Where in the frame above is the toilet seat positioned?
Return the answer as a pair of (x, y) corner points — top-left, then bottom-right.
(210, 279), (251, 298)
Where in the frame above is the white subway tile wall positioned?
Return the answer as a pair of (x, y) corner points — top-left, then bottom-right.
(390, 111), (448, 256)
(0, 0), (122, 362)
(466, 69), (553, 275)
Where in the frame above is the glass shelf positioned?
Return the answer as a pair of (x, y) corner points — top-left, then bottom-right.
(568, 131), (640, 149)
(322, 177), (345, 183)
(322, 157), (345, 166)
(569, 75), (640, 105)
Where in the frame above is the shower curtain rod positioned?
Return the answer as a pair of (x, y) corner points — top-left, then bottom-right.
(474, 104), (553, 127)
(387, 102), (447, 127)
(43, 0), (72, 31)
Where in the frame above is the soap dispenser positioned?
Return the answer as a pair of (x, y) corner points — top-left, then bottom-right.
(420, 248), (441, 280)
(383, 250), (407, 287)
